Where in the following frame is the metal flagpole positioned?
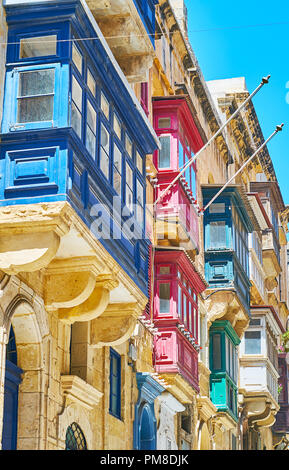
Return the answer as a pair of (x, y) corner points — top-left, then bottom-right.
(153, 75), (271, 207)
(199, 123), (284, 214)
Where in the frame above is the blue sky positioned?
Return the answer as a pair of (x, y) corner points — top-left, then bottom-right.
(186, 0), (289, 206)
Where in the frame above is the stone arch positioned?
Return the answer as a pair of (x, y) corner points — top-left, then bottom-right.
(58, 403), (92, 450)
(198, 421), (211, 450)
(2, 287), (49, 450)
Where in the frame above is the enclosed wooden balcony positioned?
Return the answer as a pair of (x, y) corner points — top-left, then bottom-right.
(155, 175), (199, 252)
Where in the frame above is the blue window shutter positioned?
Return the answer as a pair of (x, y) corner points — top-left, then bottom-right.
(109, 348), (121, 419)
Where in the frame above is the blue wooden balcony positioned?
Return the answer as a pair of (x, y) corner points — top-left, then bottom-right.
(0, 0), (159, 295)
(202, 185), (254, 315)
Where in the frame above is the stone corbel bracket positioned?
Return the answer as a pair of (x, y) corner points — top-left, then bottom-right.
(0, 203), (71, 275)
(205, 290), (249, 338)
(89, 301), (143, 348)
(58, 275), (119, 324)
(44, 257), (106, 311)
(60, 375), (103, 410)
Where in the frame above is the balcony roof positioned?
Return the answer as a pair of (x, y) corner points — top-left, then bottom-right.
(250, 181), (285, 214)
(247, 192), (271, 231)
(201, 184), (260, 233)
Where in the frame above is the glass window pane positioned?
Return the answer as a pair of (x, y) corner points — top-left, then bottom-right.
(100, 148), (109, 179)
(72, 76), (82, 110)
(126, 187), (133, 212)
(100, 123), (110, 154)
(178, 286), (182, 318)
(113, 144), (122, 194)
(126, 135), (133, 157)
(72, 43), (83, 74)
(87, 101), (96, 131)
(86, 125), (96, 157)
(136, 151), (143, 174)
(71, 102), (82, 138)
(245, 331), (261, 354)
(87, 69), (96, 96)
(137, 180), (144, 206)
(160, 266), (170, 275)
(158, 136), (171, 168)
(19, 69), (55, 97)
(209, 203), (226, 214)
(183, 295), (187, 324)
(158, 117), (171, 129)
(20, 35), (57, 58)
(18, 95), (54, 123)
(101, 92), (110, 120)
(178, 141), (184, 169)
(126, 163), (133, 189)
(209, 221), (226, 248)
(212, 334), (222, 370)
(113, 114), (122, 140)
(159, 283), (170, 313)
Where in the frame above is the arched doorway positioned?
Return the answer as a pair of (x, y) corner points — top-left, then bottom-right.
(3, 294), (47, 450)
(139, 404), (155, 450)
(2, 326), (23, 450)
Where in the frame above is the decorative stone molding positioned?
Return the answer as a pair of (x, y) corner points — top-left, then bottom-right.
(204, 290), (249, 338)
(44, 257), (106, 310)
(158, 373), (197, 404)
(0, 203), (71, 275)
(90, 302), (142, 347)
(58, 275), (118, 324)
(239, 392), (279, 430)
(197, 396), (217, 423)
(60, 375), (103, 410)
(157, 392), (185, 450)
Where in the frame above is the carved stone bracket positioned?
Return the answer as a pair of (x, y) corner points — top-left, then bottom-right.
(205, 290), (250, 338)
(58, 275), (118, 324)
(89, 302), (142, 347)
(44, 257), (105, 310)
(0, 203), (71, 275)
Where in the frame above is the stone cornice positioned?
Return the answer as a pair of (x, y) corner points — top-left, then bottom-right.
(60, 375), (103, 410)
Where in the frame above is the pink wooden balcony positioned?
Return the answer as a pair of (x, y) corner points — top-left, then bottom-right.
(152, 97), (204, 253)
(154, 325), (199, 392)
(152, 250), (206, 392)
(155, 172), (199, 251)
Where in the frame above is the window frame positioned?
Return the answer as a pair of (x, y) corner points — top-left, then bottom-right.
(7, 62), (62, 132)
(109, 348), (122, 420)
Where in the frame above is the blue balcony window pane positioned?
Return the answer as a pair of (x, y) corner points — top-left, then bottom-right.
(72, 42), (83, 75)
(100, 123), (110, 179)
(209, 221), (226, 249)
(20, 35), (57, 59)
(17, 69), (55, 123)
(113, 144), (122, 195)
